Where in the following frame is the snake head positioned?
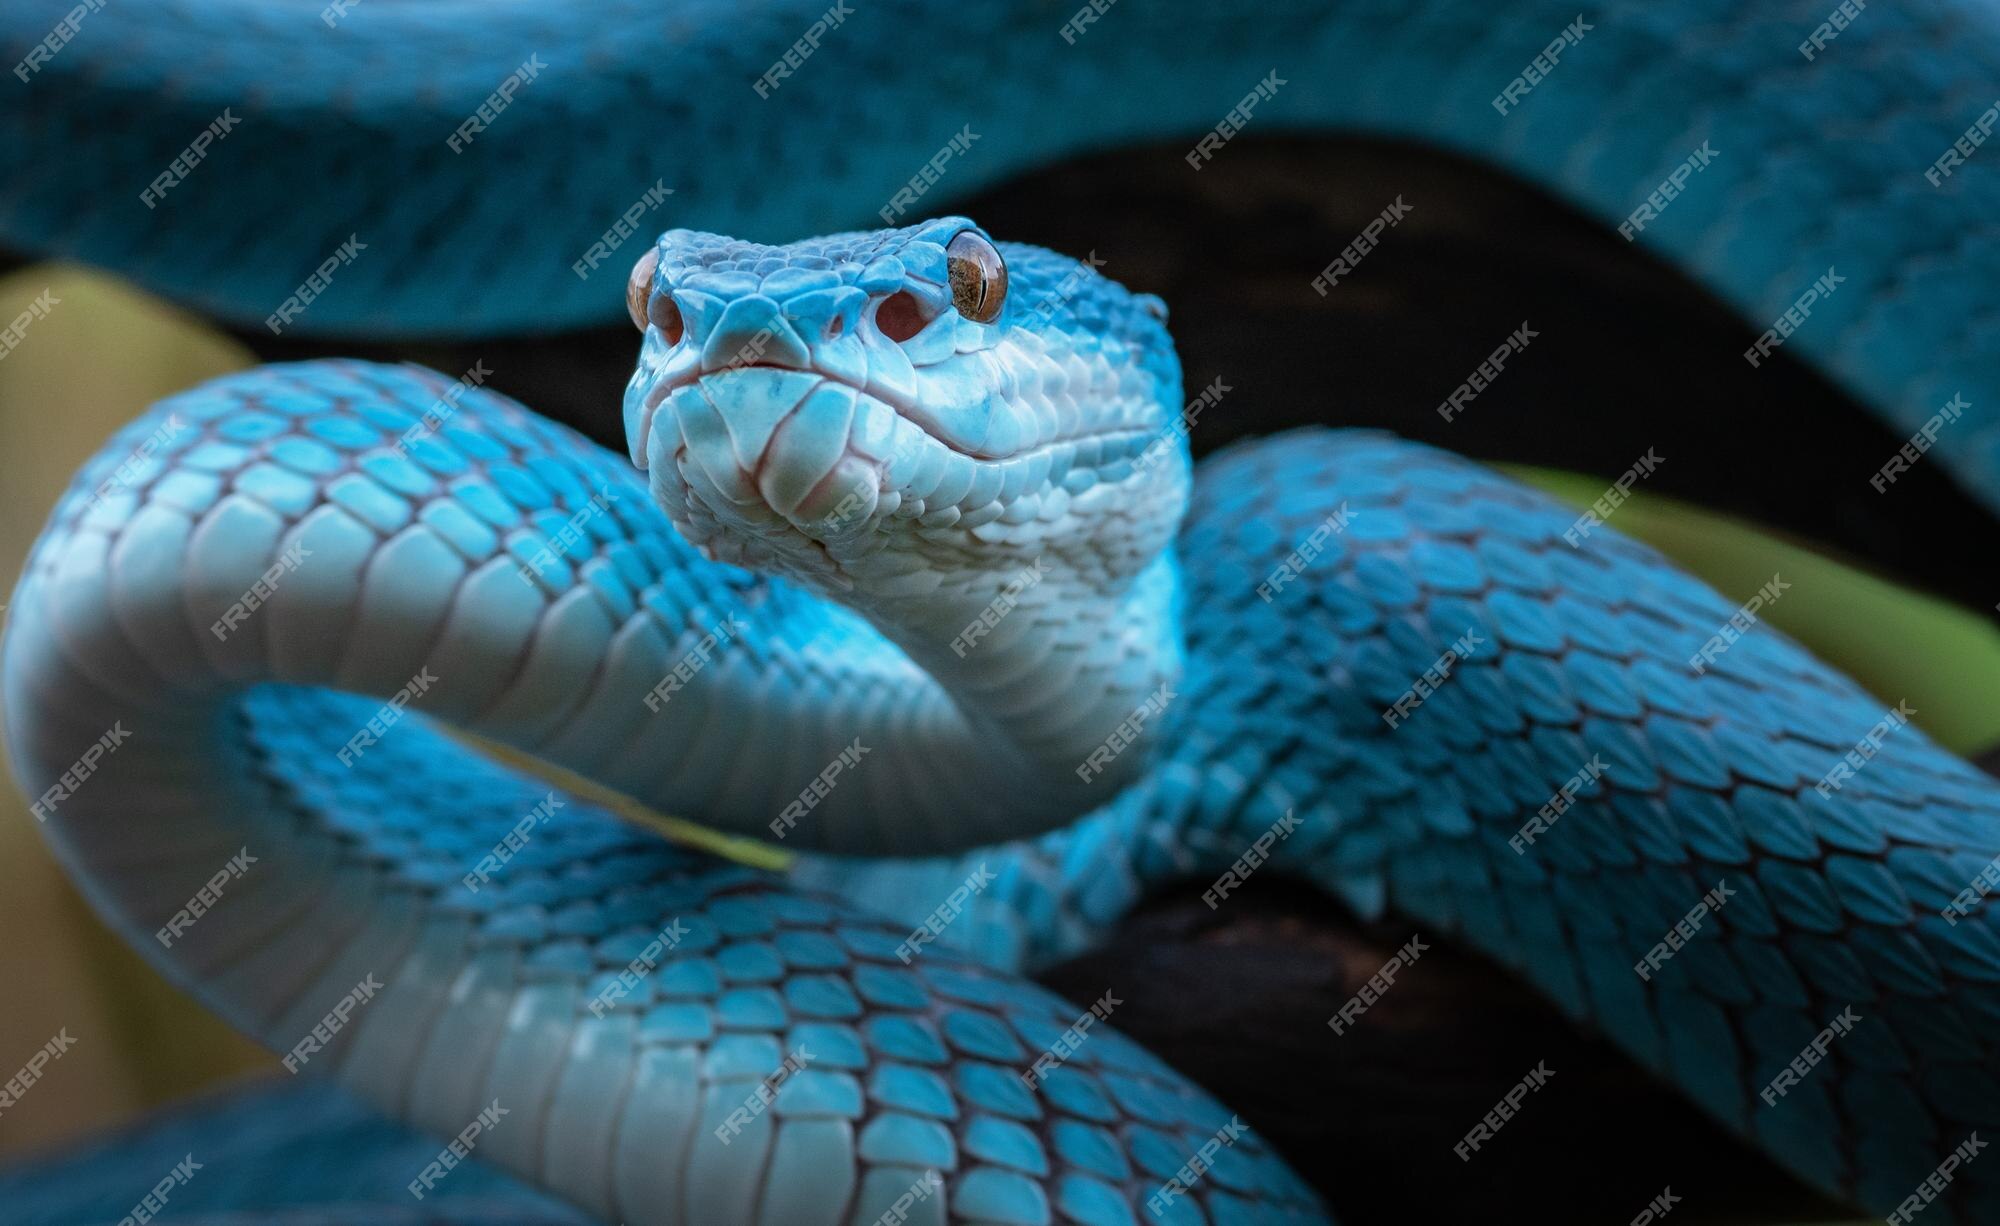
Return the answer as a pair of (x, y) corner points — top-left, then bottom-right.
(621, 216), (1187, 605)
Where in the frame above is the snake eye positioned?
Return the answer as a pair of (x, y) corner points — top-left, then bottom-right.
(946, 230), (1006, 324)
(626, 248), (659, 332)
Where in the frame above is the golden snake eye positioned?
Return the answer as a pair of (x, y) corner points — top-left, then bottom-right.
(626, 247), (659, 332)
(946, 230), (1006, 324)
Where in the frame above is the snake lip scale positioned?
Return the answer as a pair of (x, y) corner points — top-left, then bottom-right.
(3, 2), (2000, 1223)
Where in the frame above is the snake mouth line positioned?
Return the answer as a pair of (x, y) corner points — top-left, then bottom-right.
(635, 361), (1157, 480)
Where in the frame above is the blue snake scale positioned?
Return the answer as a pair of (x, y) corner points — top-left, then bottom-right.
(2, 1), (1999, 1224)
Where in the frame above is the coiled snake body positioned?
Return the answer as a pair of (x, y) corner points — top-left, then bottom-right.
(4, 1), (2000, 1223)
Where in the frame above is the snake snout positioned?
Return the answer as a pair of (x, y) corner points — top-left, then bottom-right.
(695, 295), (816, 375)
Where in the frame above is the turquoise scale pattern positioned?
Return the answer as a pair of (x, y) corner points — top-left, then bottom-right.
(2, 363), (1323, 1226)
(802, 431), (2000, 1221)
(11, 356), (2000, 1220)
(1190, 434), (2000, 1220)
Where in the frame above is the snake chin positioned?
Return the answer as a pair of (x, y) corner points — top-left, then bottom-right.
(637, 367), (932, 593)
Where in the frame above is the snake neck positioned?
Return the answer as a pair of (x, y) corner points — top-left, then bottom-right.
(631, 548), (1183, 857)
(860, 547), (1186, 809)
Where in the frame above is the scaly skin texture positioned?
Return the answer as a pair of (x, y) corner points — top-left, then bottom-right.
(7, 255), (2000, 1221)
(3, 359), (1323, 1226)
(2, 2), (1999, 1223)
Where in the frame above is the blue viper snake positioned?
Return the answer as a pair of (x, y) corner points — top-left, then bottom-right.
(3, 0), (2000, 1222)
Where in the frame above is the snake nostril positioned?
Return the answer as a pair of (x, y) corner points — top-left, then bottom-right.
(824, 315), (845, 341)
(874, 291), (928, 343)
(650, 297), (685, 345)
